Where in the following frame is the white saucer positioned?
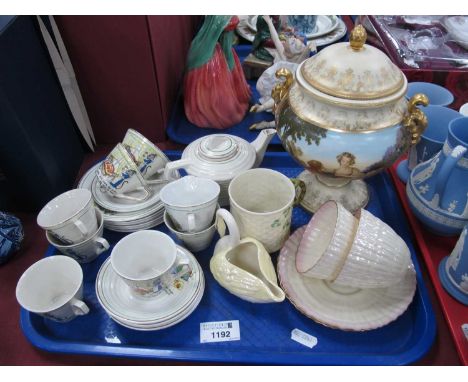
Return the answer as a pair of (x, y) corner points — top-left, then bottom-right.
(277, 227), (417, 331)
(246, 15), (339, 39)
(237, 16), (346, 47)
(96, 246), (203, 324)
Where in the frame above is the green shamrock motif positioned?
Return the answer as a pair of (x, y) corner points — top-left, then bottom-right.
(271, 219), (281, 228)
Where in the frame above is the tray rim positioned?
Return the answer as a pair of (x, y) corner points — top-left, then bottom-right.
(20, 151), (436, 365)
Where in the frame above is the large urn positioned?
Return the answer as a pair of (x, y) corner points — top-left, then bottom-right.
(273, 25), (429, 213)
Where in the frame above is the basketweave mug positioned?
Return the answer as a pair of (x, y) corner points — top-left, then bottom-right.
(122, 129), (171, 183)
(96, 143), (151, 202)
(37, 188), (98, 245)
(16, 255), (90, 322)
(228, 168), (305, 253)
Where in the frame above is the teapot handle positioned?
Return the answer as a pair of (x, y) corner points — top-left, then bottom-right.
(215, 209), (241, 250)
(436, 145), (467, 209)
(163, 159), (192, 179)
(402, 93), (429, 146)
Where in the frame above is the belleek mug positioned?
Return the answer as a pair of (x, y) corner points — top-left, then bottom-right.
(122, 129), (171, 183)
(110, 230), (189, 297)
(160, 175), (220, 233)
(46, 208), (110, 263)
(16, 255), (89, 322)
(439, 224), (468, 305)
(37, 188), (98, 245)
(398, 105), (462, 183)
(96, 143), (151, 202)
(228, 168), (305, 253)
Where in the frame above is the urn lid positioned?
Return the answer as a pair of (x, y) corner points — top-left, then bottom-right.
(300, 25), (405, 101)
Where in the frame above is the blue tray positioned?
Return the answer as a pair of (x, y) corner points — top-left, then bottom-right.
(20, 152), (436, 365)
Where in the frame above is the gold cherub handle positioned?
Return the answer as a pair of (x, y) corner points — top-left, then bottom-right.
(272, 68), (294, 113)
(402, 93), (430, 145)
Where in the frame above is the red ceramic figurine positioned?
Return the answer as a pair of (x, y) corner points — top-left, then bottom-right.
(184, 16), (251, 129)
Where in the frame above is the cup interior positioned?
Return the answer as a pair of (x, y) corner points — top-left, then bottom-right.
(160, 176), (220, 208)
(296, 201), (338, 272)
(111, 230), (176, 281)
(37, 189), (91, 229)
(16, 256), (82, 313)
(421, 106), (462, 143)
(449, 117), (468, 148)
(229, 169), (294, 214)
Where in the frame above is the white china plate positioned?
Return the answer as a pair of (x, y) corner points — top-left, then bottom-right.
(246, 15), (339, 39)
(277, 227), (417, 331)
(237, 16), (346, 47)
(96, 246), (202, 323)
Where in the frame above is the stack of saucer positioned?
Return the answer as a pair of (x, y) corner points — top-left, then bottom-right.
(95, 231), (204, 331)
(77, 129), (179, 232)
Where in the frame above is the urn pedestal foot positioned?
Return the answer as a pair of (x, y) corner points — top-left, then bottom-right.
(297, 171), (369, 214)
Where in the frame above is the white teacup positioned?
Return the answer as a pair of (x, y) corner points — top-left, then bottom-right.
(164, 208), (218, 252)
(96, 143), (151, 202)
(16, 256), (89, 322)
(110, 230), (189, 297)
(37, 188), (98, 245)
(46, 208), (110, 263)
(122, 129), (170, 183)
(160, 175), (220, 233)
(229, 168), (305, 253)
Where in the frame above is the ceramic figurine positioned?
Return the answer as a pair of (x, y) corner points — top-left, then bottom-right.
(270, 24), (429, 213)
(210, 209), (285, 303)
(250, 15), (313, 131)
(0, 212), (24, 265)
(252, 15), (282, 63)
(439, 225), (468, 305)
(184, 16), (251, 129)
(407, 117), (468, 236)
(163, 129), (276, 206)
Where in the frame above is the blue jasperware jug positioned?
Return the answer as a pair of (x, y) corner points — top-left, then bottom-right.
(407, 117), (468, 236)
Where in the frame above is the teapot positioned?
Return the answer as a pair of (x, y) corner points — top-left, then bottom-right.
(210, 209), (285, 303)
(407, 117), (468, 236)
(164, 129), (276, 206)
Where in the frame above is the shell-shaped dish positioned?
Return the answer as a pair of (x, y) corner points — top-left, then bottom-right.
(296, 201), (358, 279)
(278, 227), (417, 331)
(333, 209), (412, 288)
(210, 237), (285, 303)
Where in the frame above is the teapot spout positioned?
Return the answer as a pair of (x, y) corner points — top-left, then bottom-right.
(251, 128), (276, 168)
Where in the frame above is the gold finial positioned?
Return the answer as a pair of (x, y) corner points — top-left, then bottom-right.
(349, 24), (367, 51)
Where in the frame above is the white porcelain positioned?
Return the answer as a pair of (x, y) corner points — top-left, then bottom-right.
(96, 246), (203, 327)
(46, 209), (109, 263)
(96, 143), (151, 202)
(160, 176), (220, 233)
(460, 103), (468, 117)
(296, 201), (358, 279)
(111, 230), (186, 297)
(122, 129), (171, 181)
(163, 129), (276, 206)
(333, 209), (413, 288)
(277, 227), (417, 331)
(37, 188), (97, 245)
(210, 209), (285, 303)
(16, 256), (89, 322)
(229, 168), (304, 253)
(164, 209), (218, 252)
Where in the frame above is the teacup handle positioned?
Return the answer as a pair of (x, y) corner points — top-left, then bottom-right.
(74, 220), (88, 238)
(70, 298), (90, 316)
(113, 186), (150, 201)
(164, 159), (192, 179)
(215, 209), (241, 250)
(291, 178), (306, 206)
(94, 237), (110, 255)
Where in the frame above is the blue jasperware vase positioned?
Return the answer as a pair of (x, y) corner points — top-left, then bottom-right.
(407, 117), (468, 236)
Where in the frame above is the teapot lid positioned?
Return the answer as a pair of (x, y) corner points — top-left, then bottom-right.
(300, 25), (405, 101)
(181, 134), (256, 181)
